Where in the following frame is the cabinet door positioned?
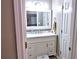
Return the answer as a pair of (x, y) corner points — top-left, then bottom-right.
(48, 40), (56, 56)
(35, 42), (48, 56)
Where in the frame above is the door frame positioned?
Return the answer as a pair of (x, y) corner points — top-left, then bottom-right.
(13, 0), (76, 59)
(13, 0), (26, 59)
(71, 0), (77, 59)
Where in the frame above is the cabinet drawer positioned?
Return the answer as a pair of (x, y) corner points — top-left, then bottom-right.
(48, 40), (56, 48)
(48, 47), (56, 56)
(27, 54), (35, 59)
(27, 48), (36, 59)
(27, 43), (36, 57)
(48, 49), (56, 56)
(27, 43), (36, 50)
(35, 42), (48, 56)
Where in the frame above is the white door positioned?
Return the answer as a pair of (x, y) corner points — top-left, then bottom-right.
(60, 0), (72, 59)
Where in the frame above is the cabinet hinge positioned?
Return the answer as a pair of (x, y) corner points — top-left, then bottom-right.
(62, 5), (64, 9)
(25, 42), (27, 49)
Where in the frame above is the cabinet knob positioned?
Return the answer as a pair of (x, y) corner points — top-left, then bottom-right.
(50, 50), (52, 52)
(46, 44), (48, 47)
(29, 54), (32, 56)
(29, 47), (31, 49)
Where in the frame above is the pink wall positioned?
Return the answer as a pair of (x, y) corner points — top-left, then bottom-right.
(1, 0), (17, 59)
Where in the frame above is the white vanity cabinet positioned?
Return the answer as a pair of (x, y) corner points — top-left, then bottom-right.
(26, 36), (57, 59)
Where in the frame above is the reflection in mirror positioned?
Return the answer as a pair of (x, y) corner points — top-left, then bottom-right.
(26, 11), (51, 27)
(38, 12), (49, 26)
(27, 11), (37, 26)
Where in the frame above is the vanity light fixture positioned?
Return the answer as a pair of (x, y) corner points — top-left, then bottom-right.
(25, 1), (49, 11)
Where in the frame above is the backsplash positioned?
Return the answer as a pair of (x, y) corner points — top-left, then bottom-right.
(26, 29), (52, 34)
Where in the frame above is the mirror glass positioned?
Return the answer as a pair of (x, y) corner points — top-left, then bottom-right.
(27, 11), (37, 26)
(38, 12), (49, 26)
(26, 11), (51, 27)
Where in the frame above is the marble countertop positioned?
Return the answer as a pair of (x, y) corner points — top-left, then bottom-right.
(26, 32), (57, 38)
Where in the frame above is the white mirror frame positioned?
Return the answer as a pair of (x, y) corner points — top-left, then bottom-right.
(26, 10), (52, 30)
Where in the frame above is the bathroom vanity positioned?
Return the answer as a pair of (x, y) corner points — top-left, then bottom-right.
(26, 33), (57, 59)
(25, 1), (57, 59)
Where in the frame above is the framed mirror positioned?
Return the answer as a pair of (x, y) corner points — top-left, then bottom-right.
(26, 10), (51, 30)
